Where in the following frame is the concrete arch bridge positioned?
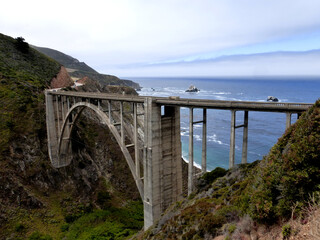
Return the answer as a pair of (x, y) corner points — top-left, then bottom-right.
(45, 90), (312, 229)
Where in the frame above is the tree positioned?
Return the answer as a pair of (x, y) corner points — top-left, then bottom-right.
(15, 37), (29, 53)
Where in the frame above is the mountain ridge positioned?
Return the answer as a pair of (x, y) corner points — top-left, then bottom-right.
(31, 45), (98, 73)
(31, 45), (141, 90)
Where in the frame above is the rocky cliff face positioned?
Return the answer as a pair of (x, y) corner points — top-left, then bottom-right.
(50, 66), (74, 88)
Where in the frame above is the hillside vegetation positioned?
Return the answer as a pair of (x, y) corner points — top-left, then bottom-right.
(0, 33), (142, 239)
(31, 46), (98, 74)
(139, 100), (320, 239)
(0, 33), (61, 156)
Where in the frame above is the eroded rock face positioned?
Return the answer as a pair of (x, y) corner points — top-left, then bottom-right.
(50, 66), (74, 88)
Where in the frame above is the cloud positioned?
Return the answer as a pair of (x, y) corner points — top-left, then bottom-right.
(1, 0), (320, 76)
(105, 50), (320, 77)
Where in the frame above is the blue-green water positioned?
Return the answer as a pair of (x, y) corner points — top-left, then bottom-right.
(130, 77), (320, 170)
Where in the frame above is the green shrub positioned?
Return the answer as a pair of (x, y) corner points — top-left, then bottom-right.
(97, 191), (111, 208)
(282, 224), (291, 239)
(14, 223), (25, 232)
(28, 231), (53, 240)
(60, 223), (69, 232)
(199, 213), (226, 236)
(228, 223), (236, 234)
(182, 229), (196, 240)
(64, 201), (143, 239)
(201, 167), (228, 185)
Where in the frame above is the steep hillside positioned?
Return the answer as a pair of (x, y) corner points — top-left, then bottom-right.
(31, 46), (98, 73)
(32, 45), (141, 90)
(0, 34), (61, 155)
(0, 33), (142, 239)
(139, 100), (320, 240)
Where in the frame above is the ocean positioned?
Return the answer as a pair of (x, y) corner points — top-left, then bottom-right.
(129, 77), (320, 170)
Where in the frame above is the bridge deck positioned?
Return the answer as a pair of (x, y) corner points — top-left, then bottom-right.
(49, 91), (313, 113)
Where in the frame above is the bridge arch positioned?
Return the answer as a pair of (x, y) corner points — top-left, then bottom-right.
(58, 102), (144, 199)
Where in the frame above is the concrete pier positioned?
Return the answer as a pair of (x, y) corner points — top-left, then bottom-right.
(143, 98), (182, 229)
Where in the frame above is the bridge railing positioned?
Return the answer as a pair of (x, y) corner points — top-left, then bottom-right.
(155, 98), (312, 112)
(49, 90), (312, 112)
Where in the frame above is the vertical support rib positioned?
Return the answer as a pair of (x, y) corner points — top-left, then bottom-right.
(67, 97), (70, 111)
(241, 111), (249, 164)
(188, 107), (194, 196)
(98, 99), (101, 110)
(286, 112), (292, 129)
(108, 100), (112, 123)
(120, 101), (124, 144)
(61, 96), (65, 121)
(229, 110), (236, 168)
(201, 108), (207, 173)
(134, 103), (140, 178)
(55, 95), (60, 134)
(45, 91), (59, 167)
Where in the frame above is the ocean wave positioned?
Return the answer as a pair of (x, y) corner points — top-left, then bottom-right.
(207, 134), (229, 146)
(181, 156), (202, 170)
(208, 134), (223, 145)
(193, 134), (202, 141)
(213, 91), (231, 95)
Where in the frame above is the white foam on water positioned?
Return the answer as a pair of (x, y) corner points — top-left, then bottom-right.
(207, 134), (228, 146)
(193, 124), (202, 129)
(193, 134), (202, 141)
(213, 92), (231, 95)
(182, 156), (202, 170)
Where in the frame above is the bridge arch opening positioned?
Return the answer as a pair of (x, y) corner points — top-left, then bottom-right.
(57, 102), (144, 199)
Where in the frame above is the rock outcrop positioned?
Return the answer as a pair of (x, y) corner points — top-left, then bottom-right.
(50, 66), (74, 88)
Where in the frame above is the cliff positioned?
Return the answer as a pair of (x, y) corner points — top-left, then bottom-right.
(50, 66), (74, 88)
(0, 33), (142, 239)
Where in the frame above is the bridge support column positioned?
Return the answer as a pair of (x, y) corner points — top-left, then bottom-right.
(286, 112), (292, 130)
(188, 108), (194, 195)
(201, 108), (207, 173)
(229, 110), (236, 168)
(46, 92), (59, 165)
(143, 98), (182, 230)
(241, 111), (249, 164)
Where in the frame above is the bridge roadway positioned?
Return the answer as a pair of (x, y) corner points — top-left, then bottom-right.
(49, 90), (311, 112)
(46, 90), (313, 230)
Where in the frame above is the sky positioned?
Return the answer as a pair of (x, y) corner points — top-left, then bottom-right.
(1, 0), (320, 77)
